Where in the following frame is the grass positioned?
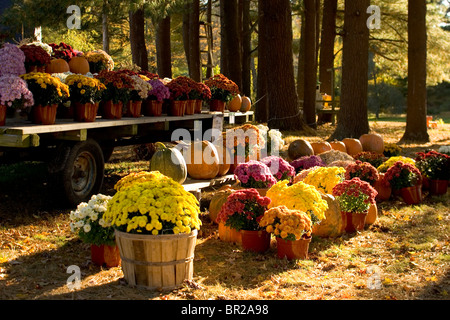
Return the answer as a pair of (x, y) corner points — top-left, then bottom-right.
(0, 119), (449, 301)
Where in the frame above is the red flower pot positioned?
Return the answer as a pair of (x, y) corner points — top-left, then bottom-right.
(73, 102), (99, 122)
(125, 100), (142, 118)
(399, 184), (422, 205)
(194, 100), (203, 113)
(0, 104), (6, 126)
(169, 100), (186, 116)
(373, 173), (392, 201)
(101, 100), (123, 119)
(91, 244), (121, 268)
(276, 236), (311, 260)
(240, 230), (271, 253)
(210, 99), (226, 112)
(185, 100), (196, 115)
(428, 180), (448, 196)
(31, 104), (58, 125)
(344, 211), (367, 233)
(142, 100), (163, 116)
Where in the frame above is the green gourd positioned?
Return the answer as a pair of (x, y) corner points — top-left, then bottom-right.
(150, 142), (187, 184)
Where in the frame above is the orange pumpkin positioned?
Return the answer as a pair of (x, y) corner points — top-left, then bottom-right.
(46, 59), (70, 74)
(240, 96), (252, 112)
(214, 143), (231, 176)
(373, 173), (392, 201)
(359, 133), (385, 154)
(288, 139), (314, 160)
(311, 141), (332, 155)
(342, 138), (363, 156)
(184, 140), (220, 180)
(329, 140), (347, 153)
(227, 94), (242, 112)
(365, 203), (378, 225)
(68, 56), (90, 74)
(312, 193), (345, 238)
(208, 185), (234, 224)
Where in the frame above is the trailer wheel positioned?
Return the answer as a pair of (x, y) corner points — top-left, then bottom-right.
(57, 139), (105, 206)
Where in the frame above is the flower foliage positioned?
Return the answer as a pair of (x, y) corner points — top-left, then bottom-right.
(69, 194), (115, 246)
(345, 160), (379, 185)
(95, 70), (134, 103)
(27, 42), (53, 55)
(223, 124), (262, 159)
(234, 160), (277, 189)
(415, 150), (450, 180)
(204, 74), (239, 102)
(257, 124), (285, 156)
(302, 166), (346, 194)
(103, 171), (201, 235)
(332, 178), (377, 214)
(20, 72), (70, 106)
(377, 156), (415, 173)
(166, 76), (195, 101)
(128, 74), (152, 101)
(49, 42), (77, 61)
(260, 156), (295, 182)
(290, 155), (325, 174)
(216, 188), (271, 231)
(267, 180), (328, 225)
(382, 161), (422, 190)
(147, 78), (170, 102)
(20, 44), (51, 67)
(353, 151), (386, 168)
(0, 43), (26, 76)
(383, 143), (402, 158)
(84, 49), (114, 73)
(65, 74), (106, 104)
(259, 205), (312, 241)
(0, 75), (34, 108)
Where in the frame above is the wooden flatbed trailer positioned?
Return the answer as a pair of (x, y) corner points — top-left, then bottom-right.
(0, 110), (254, 206)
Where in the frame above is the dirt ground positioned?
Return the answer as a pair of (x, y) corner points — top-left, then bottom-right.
(0, 120), (449, 301)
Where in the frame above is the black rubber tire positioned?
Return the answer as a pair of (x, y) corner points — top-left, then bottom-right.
(58, 139), (105, 207)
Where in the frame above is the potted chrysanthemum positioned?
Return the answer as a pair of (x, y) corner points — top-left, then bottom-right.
(102, 171), (202, 290)
(204, 74), (240, 112)
(0, 43), (26, 76)
(382, 161), (423, 204)
(0, 75), (34, 125)
(260, 156), (296, 182)
(301, 166), (346, 195)
(234, 160), (277, 196)
(415, 151), (450, 195)
(143, 78), (170, 116)
(332, 178), (378, 232)
(69, 194), (120, 268)
(290, 155), (325, 174)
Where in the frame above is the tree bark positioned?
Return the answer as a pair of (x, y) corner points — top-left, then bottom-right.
(256, 1), (268, 123)
(222, 0), (242, 91)
(219, 0), (228, 77)
(182, 3), (191, 75)
(155, 15), (172, 79)
(205, 0), (214, 79)
(189, 0), (201, 81)
(102, 0), (110, 54)
(297, 10), (306, 104)
(329, 0), (370, 140)
(259, 0), (306, 131)
(319, 0), (337, 96)
(303, 0), (317, 129)
(241, 0), (252, 97)
(129, 8), (148, 71)
(400, 0), (429, 143)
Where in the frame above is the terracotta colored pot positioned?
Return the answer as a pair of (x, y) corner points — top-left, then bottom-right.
(125, 100), (142, 118)
(218, 222), (241, 244)
(276, 236), (311, 260)
(210, 99), (226, 112)
(73, 102), (99, 122)
(185, 100), (196, 115)
(373, 173), (392, 201)
(428, 180), (448, 195)
(344, 211), (367, 233)
(0, 104), (6, 126)
(194, 100), (203, 113)
(31, 104), (58, 125)
(143, 100), (163, 117)
(400, 184), (422, 205)
(101, 100), (123, 119)
(240, 230), (271, 253)
(26, 64), (46, 73)
(91, 244), (121, 268)
(169, 100), (186, 116)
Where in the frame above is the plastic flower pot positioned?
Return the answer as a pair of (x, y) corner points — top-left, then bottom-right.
(400, 184), (422, 205)
(169, 100), (186, 116)
(91, 244), (121, 268)
(185, 100), (196, 115)
(101, 100), (123, 119)
(210, 99), (226, 112)
(73, 102), (99, 122)
(194, 100), (203, 113)
(31, 104), (58, 125)
(142, 100), (163, 117)
(373, 173), (392, 201)
(276, 236), (311, 260)
(428, 180), (448, 196)
(344, 211), (367, 233)
(240, 230), (271, 253)
(125, 100), (142, 118)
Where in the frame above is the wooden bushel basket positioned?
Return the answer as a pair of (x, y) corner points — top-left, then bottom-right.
(115, 229), (197, 290)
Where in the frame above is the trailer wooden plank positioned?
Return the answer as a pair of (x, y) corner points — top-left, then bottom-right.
(0, 133), (40, 148)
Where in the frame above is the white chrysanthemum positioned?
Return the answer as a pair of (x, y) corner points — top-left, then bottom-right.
(83, 224), (91, 233)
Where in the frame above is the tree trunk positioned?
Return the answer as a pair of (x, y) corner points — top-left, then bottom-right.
(303, 0), (317, 129)
(189, 0), (201, 81)
(260, 0), (306, 131)
(319, 0), (337, 96)
(182, 3), (191, 75)
(241, 0), (252, 97)
(129, 8), (148, 71)
(222, 0), (242, 91)
(255, 0), (268, 123)
(400, 0), (429, 143)
(205, 0), (214, 79)
(155, 15), (172, 79)
(297, 10), (306, 104)
(219, 0), (228, 77)
(102, 0), (110, 54)
(329, 0), (370, 140)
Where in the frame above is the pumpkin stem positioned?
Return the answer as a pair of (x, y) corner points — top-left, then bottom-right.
(154, 142), (167, 151)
